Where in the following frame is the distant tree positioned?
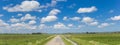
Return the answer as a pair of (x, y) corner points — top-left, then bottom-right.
(32, 33), (42, 34)
(86, 32), (89, 34)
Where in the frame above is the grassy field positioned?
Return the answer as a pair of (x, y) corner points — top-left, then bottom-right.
(1, 33), (120, 45)
(0, 34), (53, 45)
(65, 33), (120, 45)
(61, 36), (73, 45)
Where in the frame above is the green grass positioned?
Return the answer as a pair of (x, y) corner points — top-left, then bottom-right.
(62, 36), (73, 45)
(65, 33), (120, 45)
(1, 33), (120, 45)
(0, 34), (53, 45)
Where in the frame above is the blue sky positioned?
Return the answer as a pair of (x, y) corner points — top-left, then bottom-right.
(0, 0), (120, 33)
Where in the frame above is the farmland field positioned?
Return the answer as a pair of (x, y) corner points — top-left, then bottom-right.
(0, 34), (54, 45)
(65, 33), (120, 45)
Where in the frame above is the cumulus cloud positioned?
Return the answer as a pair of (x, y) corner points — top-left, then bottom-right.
(10, 18), (20, 23)
(70, 17), (80, 21)
(28, 20), (36, 25)
(111, 15), (120, 21)
(98, 23), (110, 28)
(43, 0), (66, 8)
(17, 14), (23, 16)
(28, 26), (37, 30)
(3, 0), (67, 12)
(21, 14), (36, 21)
(0, 14), (39, 31)
(39, 24), (52, 29)
(82, 17), (94, 23)
(82, 17), (98, 26)
(41, 9), (60, 23)
(3, 0), (40, 12)
(39, 24), (46, 29)
(63, 16), (68, 21)
(78, 25), (84, 29)
(0, 19), (9, 27)
(11, 22), (37, 30)
(49, 9), (61, 15)
(68, 24), (73, 27)
(53, 22), (69, 29)
(0, 19), (10, 31)
(39, 0), (57, 8)
(0, 20), (10, 31)
(63, 16), (80, 21)
(77, 6), (97, 13)
(51, 0), (57, 7)
(11, 23), (25, 27)
(41, 16), (57, 23)
(89, 22), (98, 26)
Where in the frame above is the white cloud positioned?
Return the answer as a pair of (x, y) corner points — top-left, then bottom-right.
(70, 17), (80, 21)
(3, 0), (67, 12)
(37, 10), (42, 12)
(21, 14), (36, 21)
(82, 17), (98, 26)
(68, 24), (73, 27)
(82, 17), (94, 23)
(49, 9), (61, 16)
(10, 18), (20, 23)
(28, 20), (36, 25)
(25, 25), (37, 30)
(45, 0), (67, 7)
(77, 6), (97, 13)
(39, 24), (52, 29)
(51, 0), (57, 7)
(39, 24), (46, 29)
(54, 22), (68, 29)
(10, 14), (36, 23)
(3, 1), (40, 12)
(11, 22), (37, 30)
(78, 25), (84, 29)
(63, 16), (68, 21)
(41, 9), (60, 23)
(89, 22), (98, 26)
(98, 23), (109, 28)
(0, 20), (10, 31)
(0, 19), (9, 27)
(41, 15), (57, 23)
(63, 16), (80, 21)
(38, 0), (66, 9)
(18, 14), (23, 16)
(11, 23), (25, 27)
(111, 15), (120, 21)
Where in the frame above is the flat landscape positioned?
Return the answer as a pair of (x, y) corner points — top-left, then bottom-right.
(64, 33), (120, 45)
(0, 0), (120, 45)
(0, 34), (53, 45)
(1, 33), (120, 45)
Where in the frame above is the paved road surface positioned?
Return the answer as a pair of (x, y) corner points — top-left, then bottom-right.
(45, 35), (65, 45)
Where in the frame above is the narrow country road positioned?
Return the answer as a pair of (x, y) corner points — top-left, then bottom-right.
(45, 35), (65, 45)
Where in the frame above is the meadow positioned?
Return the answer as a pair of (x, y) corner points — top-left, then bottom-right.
(0, 34), (53, 45)
(65, 33), (120, 45)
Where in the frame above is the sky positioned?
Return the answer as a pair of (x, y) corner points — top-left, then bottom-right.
(0, 0), (120, 33)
